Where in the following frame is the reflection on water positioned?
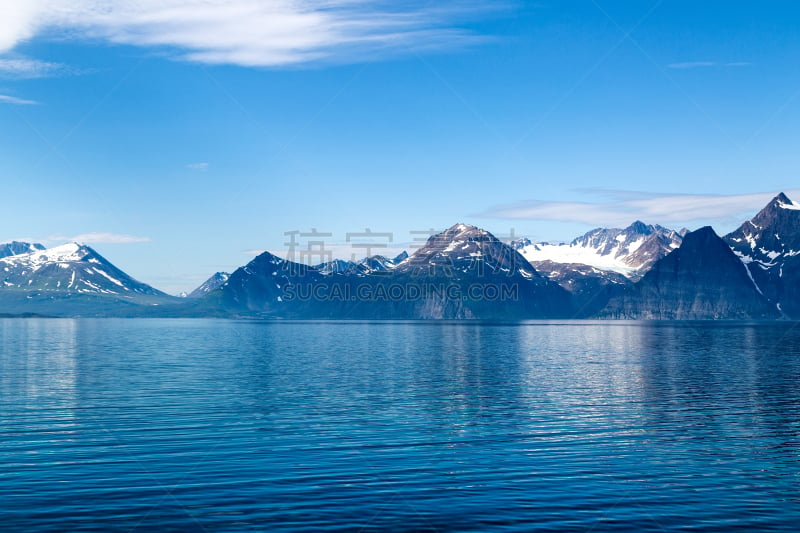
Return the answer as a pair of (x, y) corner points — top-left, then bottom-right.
(1, 319), (800, 531)
(1, 318), (78, 410)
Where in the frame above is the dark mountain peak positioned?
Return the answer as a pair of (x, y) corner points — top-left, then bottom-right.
(0, 241), (46, 259)
(357, 254), (395, 273)
(392, 251), (409, 263)
(675, 226), (750, 268)
(314, 258), (356, 274)
(682, 225), (718, 245)
(570, 220), (657, 249)
(753, 192), (800, 220)
(722, 192), (800, 317)
(187, 272), (230, 299)
(644, 227), (735, 276)
(510, 237), (532, 250)
(250, 250), (289, 267)
(315, 253), (409, 276)
(773, 192), (791, 205)
(626, 220), (651, 234)
(725, 192), (800, 263)
(602, 225), (778, 319)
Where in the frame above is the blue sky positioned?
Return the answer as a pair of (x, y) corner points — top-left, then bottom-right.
(2, 1), (800, 293)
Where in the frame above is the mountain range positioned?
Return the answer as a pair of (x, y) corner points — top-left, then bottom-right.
(2, 193), (799, 319)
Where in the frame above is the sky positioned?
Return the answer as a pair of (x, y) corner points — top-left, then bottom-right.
(2, 1), (800, 294)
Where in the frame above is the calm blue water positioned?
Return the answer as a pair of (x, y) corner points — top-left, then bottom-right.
(2, 319), (800, 531)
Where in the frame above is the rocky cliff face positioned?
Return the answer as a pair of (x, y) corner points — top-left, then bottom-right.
(601, 227), (780, 319)
(724, 192), (800, 318)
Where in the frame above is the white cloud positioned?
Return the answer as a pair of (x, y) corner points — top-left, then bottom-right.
(0, 93), (38, 105)
(0, 1), (494, 67)
(0, 3), (43, 52)
(187, 162), (209, 171)
(0, 58), (70, 78)
(48, 232), (151, 244)
(477, 190), (800, 229)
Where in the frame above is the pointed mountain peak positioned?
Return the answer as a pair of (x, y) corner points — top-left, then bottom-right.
(626, 220), (651, 234)
(187, 272), (230, 298)
(392, 251), (409, 263)
(682, 226), (720, 246)
(774, 191), (791, 203)
(773, 192), (800, 211)
(725, 192), (800, 261)
(750, 192), (800, 215)
(252, 250), (288, 265)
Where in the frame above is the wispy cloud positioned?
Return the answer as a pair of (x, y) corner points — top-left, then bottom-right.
(476, 189), (800, 229)
(0, 58), (71, 78)
(48, 232), (151, 244)
(0, 1), (498, 68)
(0, 93), (38, 105)
(187, 162), (209, 171)
(667, 61), (752, 69)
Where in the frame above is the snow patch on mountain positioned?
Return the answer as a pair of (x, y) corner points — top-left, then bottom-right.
(0, 242), (165, 297)
(514, 221), (683, 279)
(778, 199), (800, 210)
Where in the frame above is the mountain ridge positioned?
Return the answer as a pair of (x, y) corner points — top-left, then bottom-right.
(2, 192), (799, 319)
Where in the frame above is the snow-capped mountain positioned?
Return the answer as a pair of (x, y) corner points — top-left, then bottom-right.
(724, 192), (800, 317)
(396, 223), (541, 278)
(0, 241), (45, 259)
(187, 272), (230, 298)
(0, 242), (165, 296)
(315, 251), (409, 275)
(358, 252), (408, 273)
(514, 221), (684, 280)
(314, 259), (357, 274)
(389, 223), (572, 318)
